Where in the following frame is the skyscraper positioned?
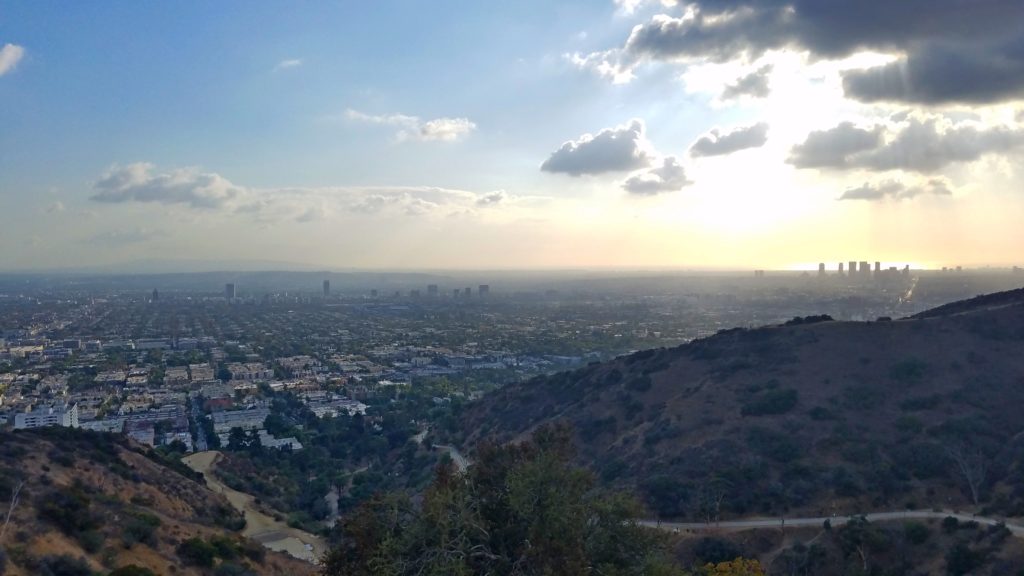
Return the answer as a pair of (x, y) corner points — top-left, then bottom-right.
(817, 263), (825, 276)
(427, 284), (439, 297)
(323, 279), (330, 297)
(225, 283), (235, 300)
(478, 284), (490, 296)
(838, 262), (845, 275)
(151, 288), (159, 302)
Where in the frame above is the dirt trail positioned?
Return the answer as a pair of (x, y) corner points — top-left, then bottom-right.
(182, 451), (327, 564)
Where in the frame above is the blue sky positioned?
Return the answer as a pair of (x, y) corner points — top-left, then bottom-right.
(2, 1), (1023, 270)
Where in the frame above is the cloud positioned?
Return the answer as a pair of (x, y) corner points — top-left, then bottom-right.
(690, 122), (769, 157)
(791, 118), (1024, 173)
(89, 162), (507, 221)
(274, 59), (303, 71)
(788, 122), (884, 169)
(614, 0), (678, 15)
(839, 178), (953, 201)
(345, 108), (476, 142)
(622, 156), (692, 195)
(91, 163), (245, 209)
(89, 227), (165, 244)
(476, 190), (507, 206)
(578, 1), (1024, 104)
(45, 201), (65, 214)
(0, 44), (25, 76)
(721, 64), (772, 99)
(842, 38), (1024, 105)
(541, 119), (654, 176)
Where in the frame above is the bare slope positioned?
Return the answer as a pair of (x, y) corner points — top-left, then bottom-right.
(464, 288), (1024, 522)
(0, 428), (315, 576)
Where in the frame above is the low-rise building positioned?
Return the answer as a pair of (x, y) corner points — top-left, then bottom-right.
(13, 402), (79, 430)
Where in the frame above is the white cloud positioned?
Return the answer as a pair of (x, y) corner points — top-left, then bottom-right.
(345, 108), (476, 142)
(0, 44), (25, 76)
(89, 162), (508, 222)
(613, 0), (678, 16)
(273, 58), (303, 71)
(541, 119), (655, 176)
(45, 201), (65, 214)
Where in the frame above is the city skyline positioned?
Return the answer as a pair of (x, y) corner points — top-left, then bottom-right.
(2, 1), (1024, 271)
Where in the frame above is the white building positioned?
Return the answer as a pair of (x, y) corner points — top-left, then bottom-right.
(13, 403), (79, 430)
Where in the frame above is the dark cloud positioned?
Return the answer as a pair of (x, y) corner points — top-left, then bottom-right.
(844, 38), (1024, 105)
(690, 122), (769, 157)
(541, 120), (653, 176)
(839, 178), (952, 201)
(600, 1), (1024, 104)
(788, 123), (884, 169)
(721, 65), (773, 99)
(622, 157), (692, 195)
(791, 119), (1024, 173)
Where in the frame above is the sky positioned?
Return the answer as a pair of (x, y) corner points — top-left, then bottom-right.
(1, 0), (1023, 271)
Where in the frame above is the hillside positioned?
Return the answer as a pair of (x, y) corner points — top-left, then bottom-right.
(464, 288), (1024, 524)
(0, 428), (315, 576)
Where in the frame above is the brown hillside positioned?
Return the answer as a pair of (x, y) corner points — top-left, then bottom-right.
(464, 288), (1024, 522)
(0, 428), (315, 576)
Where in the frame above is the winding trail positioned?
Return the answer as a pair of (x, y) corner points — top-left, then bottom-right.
(182, 451), (327, 564)
(642, 510), (1024, 536)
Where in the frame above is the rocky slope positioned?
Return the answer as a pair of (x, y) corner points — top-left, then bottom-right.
(0, 427), (315, 575)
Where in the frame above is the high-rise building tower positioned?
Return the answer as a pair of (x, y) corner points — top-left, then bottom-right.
(225, 283), (236, 300)
(323, 279), (330, 297)
(849, 261), (858, 277)
(151, 288), (159, 302)
(370, 289), (379, 298)
(838, 262), (845, 275)
(427, 284), (439, 297)
(463, 287), (472, 297)
(478, 284), (490, 296)
(817, 263), (826, 276)
(874, 261), (881, 274)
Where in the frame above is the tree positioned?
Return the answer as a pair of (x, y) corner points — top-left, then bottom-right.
(946, 443), (989, 506)
(322, 423), (679, 576)
(699, 558), (766, 576)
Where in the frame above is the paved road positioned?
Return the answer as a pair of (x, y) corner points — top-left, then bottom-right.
(642, 510), (1024, 537)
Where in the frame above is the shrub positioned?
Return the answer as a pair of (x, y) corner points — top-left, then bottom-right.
(78, 530), (104, 554)
(693, 537), (743, 564)
(122, 512), (161, 547)
(889, 358), (927, 384)
(942, 516), (960, 533)
(741, 389), (798, 416)
(31, 554), (93, 576)
(177, 537), (217, 567)
(904, 521), (930, 545)
(108, 566), (157, 576)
